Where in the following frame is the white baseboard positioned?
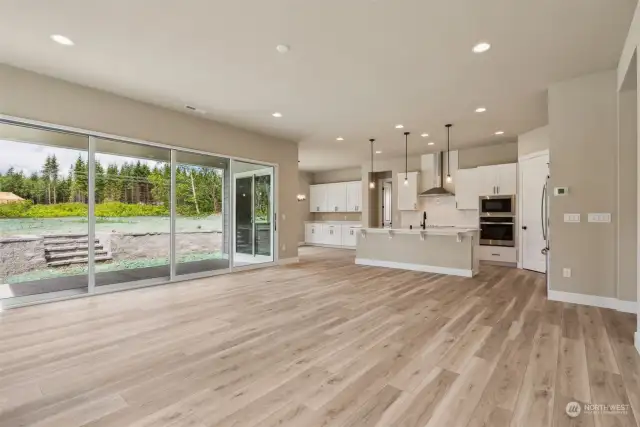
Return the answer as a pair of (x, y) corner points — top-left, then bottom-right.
(548, 290), (636, 314)
(355, 258), (473, 277)
(278, 257), (299, 266)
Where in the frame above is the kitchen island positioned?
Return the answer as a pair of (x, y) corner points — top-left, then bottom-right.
(355, 227), (480, 277)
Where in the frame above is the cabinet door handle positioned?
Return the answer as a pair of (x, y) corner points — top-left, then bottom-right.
(491, 253), (500, 256)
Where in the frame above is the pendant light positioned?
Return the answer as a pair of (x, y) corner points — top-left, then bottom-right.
(369, 138), (376, 189)
(445, 124), (453, 184)
(403, 132), (410, 186)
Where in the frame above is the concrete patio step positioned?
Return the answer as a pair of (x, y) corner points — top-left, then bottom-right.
(44, 238), (100, 246)
(47, 250), (109, 260)
(47, 255), (112, 267)
(46, 244), (104, 252)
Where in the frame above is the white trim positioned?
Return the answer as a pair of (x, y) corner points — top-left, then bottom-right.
(548, 290), (636, 313)
(635, 332), (640, 356)
(355, 258), (473, 277)
(517, 149), (550, 162)
(278, 257), (299, 265)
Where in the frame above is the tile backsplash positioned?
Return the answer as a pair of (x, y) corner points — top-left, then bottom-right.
(400, 196), (478, 228)
(311, 212), (362, 222)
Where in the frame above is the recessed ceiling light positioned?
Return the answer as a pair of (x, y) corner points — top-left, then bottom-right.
(276, 44), (290, 53)
(495, 130), (504, 135)
(375, 150), (382, 154)
(472, 42), (491, 53)
(51, 34), (74, 46)
(395, 124), (404, 129)
(336, 137), (344, 141)
(272, 112), (282, 118)
(428, 142), (435, 146)
(475, 107), (487, 113)
(421, 133), (429, 137)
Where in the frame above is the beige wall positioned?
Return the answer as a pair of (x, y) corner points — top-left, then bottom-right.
(518, 126), (550, 157)
(458, 142), (518, 169)
(0, 64), (299, 260)
(312, 167), (362, 184)
(548, 70), (618, 298)
(618, 89), (638, 302)
(298, 172), (312, 243)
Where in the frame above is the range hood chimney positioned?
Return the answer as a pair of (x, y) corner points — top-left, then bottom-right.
(419, 151), (454, 197)
(419, 124), (455, 197)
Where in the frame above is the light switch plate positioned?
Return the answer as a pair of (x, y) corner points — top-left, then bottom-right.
(588, 213), (611, 223)
(563, 268), (571, 278)
(564, 213), (580, 223)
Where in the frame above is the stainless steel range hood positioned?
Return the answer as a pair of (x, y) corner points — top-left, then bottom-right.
(419, 152), (454, 197)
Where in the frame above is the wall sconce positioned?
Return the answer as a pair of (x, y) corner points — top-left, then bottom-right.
(297, 194), (307, 202)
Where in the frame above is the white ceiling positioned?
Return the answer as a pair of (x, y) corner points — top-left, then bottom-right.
(0, 0), (635, 171)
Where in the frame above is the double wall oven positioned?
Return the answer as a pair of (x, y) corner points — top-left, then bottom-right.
(479, 195), (515, 247)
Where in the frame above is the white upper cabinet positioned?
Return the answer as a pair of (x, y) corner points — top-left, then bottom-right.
(325, 182), (347, 212)
(309, 181), (361, 213)
(345, 181), (362, 212)
(397, 171), (419, 211)
(309, 184), (327, 212)
(476, 163), (517, 196)
(495, 163), (517, 195)
(455, 168), (479, 210)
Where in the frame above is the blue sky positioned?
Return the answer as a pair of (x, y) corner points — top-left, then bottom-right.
(0, 139), (161, 176)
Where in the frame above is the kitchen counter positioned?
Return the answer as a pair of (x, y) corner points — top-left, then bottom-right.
(305, 221), (361, 227)
(355, 227), (480, 277)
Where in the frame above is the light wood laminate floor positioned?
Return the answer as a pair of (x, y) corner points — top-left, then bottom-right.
(0, 247), (639, 427)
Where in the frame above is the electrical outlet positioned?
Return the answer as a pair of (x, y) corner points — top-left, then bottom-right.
(564, 213), (580, 223)
(563, 268), (571, 278)
(588, 213), (611, 223)
(282, 244), (286, 251)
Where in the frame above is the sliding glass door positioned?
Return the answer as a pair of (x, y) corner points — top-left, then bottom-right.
(232, 162), (274, 266)
(0, 122), (89, 304)
(0, 118), (277, 309)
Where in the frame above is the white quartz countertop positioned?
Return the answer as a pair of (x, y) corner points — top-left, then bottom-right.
(359, 227), (478, 236)
(305, 221), (361, 226)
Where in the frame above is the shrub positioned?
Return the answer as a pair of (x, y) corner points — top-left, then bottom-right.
(0, 201), (170, 218)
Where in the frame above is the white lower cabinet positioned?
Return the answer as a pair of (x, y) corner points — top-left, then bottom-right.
(341, 225), (358, 247)
(305, 223), (358, 248)
(323, 224), (342, 246)
(479, 246), (517, 263)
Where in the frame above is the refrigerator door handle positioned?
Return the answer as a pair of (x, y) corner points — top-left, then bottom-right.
(541, 182), (547, 241)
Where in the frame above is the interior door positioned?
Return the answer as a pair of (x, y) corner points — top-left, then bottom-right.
(520, 154), (549, 272)
(382, 181), (392, 227)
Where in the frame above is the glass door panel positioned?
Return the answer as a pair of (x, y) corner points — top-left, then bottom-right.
(93, 138), (171, 288)
(232, 161), (274, 266)
(0, 122), (89, 306)
(175, 151), (229, 276)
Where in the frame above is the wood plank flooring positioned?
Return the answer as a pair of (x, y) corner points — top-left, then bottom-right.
(0, 246), (639, 427)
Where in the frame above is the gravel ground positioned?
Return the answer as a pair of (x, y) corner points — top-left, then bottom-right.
(7, 251), (224, 284)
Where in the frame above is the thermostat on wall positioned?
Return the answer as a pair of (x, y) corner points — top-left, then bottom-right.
(554, 187), (568, 196)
